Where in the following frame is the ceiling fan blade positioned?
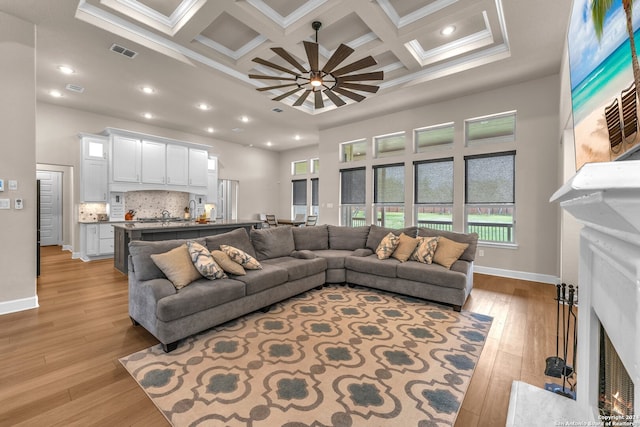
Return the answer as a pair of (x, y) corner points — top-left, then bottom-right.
(314, 90), (324, 109)
(339, 82), (380, 93)
(333, 86), (366, 102)
(293, 89), (312, 106)
(249, 74), (297, 81)
(322, 44), (354, 73)
(252, 57), (299, 77)
(272, 87), (303, 101)
(271, 47), (308, 74)
(303, 41), (319, 72)
(331, 56), (378, 76)
(337, 71), (384, 82)
(324, 89), (346, 107)
(257, 83), (299, 92)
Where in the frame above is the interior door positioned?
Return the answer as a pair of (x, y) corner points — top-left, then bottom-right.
(37, 170), (62, 246)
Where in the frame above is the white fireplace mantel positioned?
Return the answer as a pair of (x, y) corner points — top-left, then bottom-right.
(508, 160), (640, 426)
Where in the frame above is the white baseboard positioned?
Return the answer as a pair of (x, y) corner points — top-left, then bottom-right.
(474, 265), (559, 285)
(62, 245), (73, 252)
(71, 251), (82, 259)
(0, 296), (39, 315)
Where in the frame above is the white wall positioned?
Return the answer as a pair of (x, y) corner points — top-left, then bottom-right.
(297, 74), (562, 280)
(36, 103), (281, 253)
(0, 12), (37, 313)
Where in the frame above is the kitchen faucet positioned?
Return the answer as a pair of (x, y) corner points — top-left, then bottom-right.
(188, 199), (196, 220)
(161, 209), (170, 220)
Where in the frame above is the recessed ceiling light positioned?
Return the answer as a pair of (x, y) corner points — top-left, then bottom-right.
(141, 86), (155, 94)
(441, 25), (456, 36)
(294, 135), (301, 141)
(266, 141), (272, 146)
(57, 65), (75, 74)
(241, 116), (249, 123)
(143, 112), (153, 119)
(206, 127), (214, 133)
(49, 89), (63, 98)
(197, 103), (211, 111)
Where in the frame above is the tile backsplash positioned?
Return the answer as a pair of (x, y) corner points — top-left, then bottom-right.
(124, 190), (190, 219)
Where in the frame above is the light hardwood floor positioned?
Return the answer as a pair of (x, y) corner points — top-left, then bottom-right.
(0, 246), (562, 426)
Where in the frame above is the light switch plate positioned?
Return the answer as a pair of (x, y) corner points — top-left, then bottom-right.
(0, 198), (9, 209)
(15, 198), (23, 209)
(8, 180), (17, 191)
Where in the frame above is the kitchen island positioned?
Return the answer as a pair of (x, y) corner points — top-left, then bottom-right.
(113, 220), (262, 274)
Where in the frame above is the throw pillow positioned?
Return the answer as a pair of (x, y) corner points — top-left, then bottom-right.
(391, 233), (420, 262)
(150, 244), (203, 289)
(220, 244), (262, 270)
(211, 250), (246, 276)
(376, 232), (400, 260)
(432, 236), (469, 269)
(410, 236), (439, 264)
(186, 241), (227, 280)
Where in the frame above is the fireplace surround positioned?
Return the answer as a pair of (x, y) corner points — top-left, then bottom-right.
(507, 160), (640, 425)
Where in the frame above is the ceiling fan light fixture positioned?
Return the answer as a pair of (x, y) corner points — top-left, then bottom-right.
(310, 71), (323, 87)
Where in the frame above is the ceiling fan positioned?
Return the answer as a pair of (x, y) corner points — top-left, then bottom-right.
(249, 21), (383, 109)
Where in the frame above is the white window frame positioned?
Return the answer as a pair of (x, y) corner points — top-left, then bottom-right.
(414, 122), (454, 153)
(465, 110), (516, 146)
(374, 131), (406, 159)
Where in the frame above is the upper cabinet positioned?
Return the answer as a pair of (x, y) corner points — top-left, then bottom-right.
(80, 135), (108, 202)
(105, 129), (209, 194)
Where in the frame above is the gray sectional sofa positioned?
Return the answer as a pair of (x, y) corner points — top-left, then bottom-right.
(128, 224), (478, 352)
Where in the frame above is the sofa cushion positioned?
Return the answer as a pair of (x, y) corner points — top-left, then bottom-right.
(410, 236), (439, 264)
(250, 226), (296, 261)
(312, 249), (356, 269)
(233, 264), (289, 295)
(130, 238), (205, 282)
(205, 228), (257, 259)
(211, 250), (246, 276)
(345, 254), (400, 278)
(376, 232), (400, 260)
(432, 237), (469, 269)
(187, 241), (227, 280)
(156, 278), (246, 322)
(328, 225), (370, 250)
(150, 244), (203, 289)
(396, 260), (469, 290)
(262, 256), (327, 281)
(292, 225), (329, 250)
(291, 250), (318, 259)
(220, 245), (262, 270)
(391, 233), (419, 262)
(366, 225), (418, 251)
(417, 227), (478, 262)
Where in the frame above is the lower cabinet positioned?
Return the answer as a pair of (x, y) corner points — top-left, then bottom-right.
(83, 223), (114, 258)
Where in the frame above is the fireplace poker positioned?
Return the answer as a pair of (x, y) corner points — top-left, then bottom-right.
(545, 283), (566, 378)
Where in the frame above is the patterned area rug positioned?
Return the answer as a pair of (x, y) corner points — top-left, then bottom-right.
(120, 285), (492, 427)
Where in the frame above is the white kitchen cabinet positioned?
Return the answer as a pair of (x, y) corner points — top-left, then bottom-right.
(85, 224), (99, 256)
(189, 148), (208, 188)
(83, 223), (113, 258)
(112, 136), (141, 183)
(80, 135), (108, 202)
(141, 140), (166, 184)
(166, 144), (189, 186)
(98, 223), (114, 254)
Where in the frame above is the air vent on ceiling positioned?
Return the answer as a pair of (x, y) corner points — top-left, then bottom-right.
(110, 43), (138, 59)
(272, 108), (283, 113)
(65, 83), (85, 93)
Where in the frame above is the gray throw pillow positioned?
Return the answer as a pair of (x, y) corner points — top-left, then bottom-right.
(250, 226), (296, 260)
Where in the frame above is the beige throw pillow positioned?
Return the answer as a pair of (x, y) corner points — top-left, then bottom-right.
(391, 233), (419, 262)
(220, 245), (262, 270)
(410, 236), (439, 264)
(186, 241), (227, 280)
(432, 236), (469, 269)
(150, 244), (203, 289)
(211, 250), (246, 276)
(376, 232), (400, 260)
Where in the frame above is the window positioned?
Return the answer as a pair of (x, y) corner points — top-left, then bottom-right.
(311, 158), (320, 174)
(374, 131), (405, 158)
(292, 179), (307, 217)
(340, 167), (366, 226)
(465, 111), (516, 146)
(292, 160), (308, 175)
(414, 158), (453, 231)
(373, 163), (405, 228)
(340, 139), (367, 162)
(311, 178), (319, 217)
(464, 151), (515, 243)
(414, 122), (454, 152)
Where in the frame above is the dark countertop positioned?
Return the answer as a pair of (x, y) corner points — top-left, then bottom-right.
(111, 219), (261, 231)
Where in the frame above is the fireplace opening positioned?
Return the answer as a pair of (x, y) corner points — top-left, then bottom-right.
(599, 325), (634, 418)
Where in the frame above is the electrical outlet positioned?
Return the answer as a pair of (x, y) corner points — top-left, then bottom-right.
(15, 198), (23, 209)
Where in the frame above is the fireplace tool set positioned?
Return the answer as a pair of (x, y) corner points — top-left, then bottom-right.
(545, 283), (578, 399)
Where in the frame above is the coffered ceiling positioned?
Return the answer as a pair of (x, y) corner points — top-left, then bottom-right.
(0, 0), (571, 150)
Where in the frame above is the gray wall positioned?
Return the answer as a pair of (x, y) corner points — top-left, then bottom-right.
(0, 12), (37, 312)
(281, 74), (562, 281)
(36, 102), (281, 253)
